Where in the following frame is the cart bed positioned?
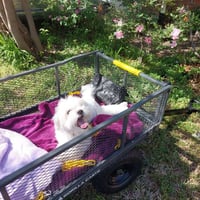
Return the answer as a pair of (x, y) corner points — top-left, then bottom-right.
(0, 51), (171, 200)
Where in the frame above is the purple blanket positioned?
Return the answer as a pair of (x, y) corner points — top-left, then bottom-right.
(0, 101), (58, 151)
(0, 100), (143, 196)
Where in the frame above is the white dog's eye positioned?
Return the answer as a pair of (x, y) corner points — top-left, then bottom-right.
(67, 110), (71, 115)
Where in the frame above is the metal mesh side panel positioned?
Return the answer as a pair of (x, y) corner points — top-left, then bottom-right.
(0, 54), (95, 118)
(0, 68), (57, 116)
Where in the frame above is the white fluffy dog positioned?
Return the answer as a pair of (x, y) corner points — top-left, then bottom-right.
(53, 84), (128, 157)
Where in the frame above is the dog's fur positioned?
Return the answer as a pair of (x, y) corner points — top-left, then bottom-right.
(53, 84), (128, 156)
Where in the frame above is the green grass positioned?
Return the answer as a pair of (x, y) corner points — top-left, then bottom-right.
(0, 61), (19, 77)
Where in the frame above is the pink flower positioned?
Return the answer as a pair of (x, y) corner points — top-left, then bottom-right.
(144, 36), (152, 45)
(113, 18), (118, 23)
(133, 2), (137, 7)
(117, 19), (123, 26)
(113, 18), (123, 26)
(135, 24), (144, 33)
(75, 8), (80, 15)
(171, 28), (181, 40)
(77, 0), (81, 5)
(56, 16), (61, 22)
(114, 30), (124, 39)
(170, 40), (177, 48)
(178, 6), (186, 14)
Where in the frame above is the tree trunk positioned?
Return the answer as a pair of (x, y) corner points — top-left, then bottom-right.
(0, 0), (42, 57)
(21, 0), (43, 52)
(0, 16), (8, 34)
(0, 0), (9, 31)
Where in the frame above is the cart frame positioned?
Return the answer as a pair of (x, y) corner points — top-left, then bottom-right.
(0, 51), (171, 200)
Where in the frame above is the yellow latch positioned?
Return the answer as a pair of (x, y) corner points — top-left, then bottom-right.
(62, 159), (96, 171)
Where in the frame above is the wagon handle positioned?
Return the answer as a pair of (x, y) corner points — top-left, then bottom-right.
(112, 59), (169, 86)
(113, 60), (142, 76)
(97, 52), (169, 86)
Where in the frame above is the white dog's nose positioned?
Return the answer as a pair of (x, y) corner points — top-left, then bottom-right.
(77, 110), (83, 115)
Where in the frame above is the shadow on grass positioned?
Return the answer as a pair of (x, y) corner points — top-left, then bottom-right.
(65, 113), (199, 200)
(139, 114), (200, 199)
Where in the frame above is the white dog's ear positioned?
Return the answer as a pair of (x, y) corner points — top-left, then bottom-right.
(81, 84), (95, 97)
(64, 95), (73, 100)
(53, 98), (65, 130)
(53, 112), (61, 130)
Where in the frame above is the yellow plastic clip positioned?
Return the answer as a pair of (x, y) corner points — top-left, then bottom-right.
(35, 192), (45, 200)
(114, 139), (121, 150)
(68, 90), (81, 96)
(93, 131), (100, 137)
(62, 159), (96, 171)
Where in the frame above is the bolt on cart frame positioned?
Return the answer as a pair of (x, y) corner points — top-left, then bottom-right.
(0, 51), (171, 200)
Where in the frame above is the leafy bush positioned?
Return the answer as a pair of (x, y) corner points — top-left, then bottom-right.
(0, 34), (36, 70)
(39, 0), (96, 28)
(39, 28), (58, 49)
(101, 0), (200, 60)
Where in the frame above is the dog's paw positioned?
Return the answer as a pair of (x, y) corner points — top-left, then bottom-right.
(119, 102), (128, 108)
(117, 102), (128, 112)
(81, 84), (95, 96)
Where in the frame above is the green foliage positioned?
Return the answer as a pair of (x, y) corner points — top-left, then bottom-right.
(0, 34), (36, 70)
(39, 0), (96, 28)
(170, 7), (200, 38)
(100, 0), (200, 60)
(39, 28), (58, 49)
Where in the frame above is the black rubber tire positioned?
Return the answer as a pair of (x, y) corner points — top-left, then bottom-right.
(92, 150), (143, 194)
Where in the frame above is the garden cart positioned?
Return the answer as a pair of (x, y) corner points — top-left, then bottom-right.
(0, 51), (171, 200)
